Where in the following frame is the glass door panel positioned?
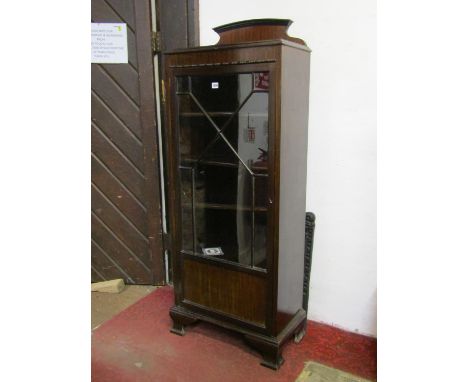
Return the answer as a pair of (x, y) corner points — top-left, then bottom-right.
(176, 71), (270, 269)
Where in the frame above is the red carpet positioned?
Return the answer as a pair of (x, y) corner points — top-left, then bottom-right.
(92, 286), (376, 382)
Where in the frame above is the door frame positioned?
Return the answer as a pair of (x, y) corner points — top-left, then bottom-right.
(151, 0), (200, 283)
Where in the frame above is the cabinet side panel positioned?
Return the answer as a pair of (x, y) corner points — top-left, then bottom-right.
(276, 46), (310, 332)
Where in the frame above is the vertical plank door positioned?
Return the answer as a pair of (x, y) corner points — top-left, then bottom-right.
(91, 0), (163, 284)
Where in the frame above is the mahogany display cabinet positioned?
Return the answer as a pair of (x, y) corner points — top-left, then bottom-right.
(164, 19), (311, 370)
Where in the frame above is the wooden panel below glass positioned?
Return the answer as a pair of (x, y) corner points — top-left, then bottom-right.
(182, 258), (267, 325)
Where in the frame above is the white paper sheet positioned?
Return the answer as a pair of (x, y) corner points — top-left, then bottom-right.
(91, 23), (128, 64)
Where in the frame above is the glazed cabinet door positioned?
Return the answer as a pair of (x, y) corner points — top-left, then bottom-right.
(170, 64), (275, 273)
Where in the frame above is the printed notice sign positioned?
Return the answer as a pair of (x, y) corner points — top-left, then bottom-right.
(91, 23), (128, 64)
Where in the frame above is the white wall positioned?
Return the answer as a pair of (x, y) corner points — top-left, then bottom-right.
(199, 0), (376, 336)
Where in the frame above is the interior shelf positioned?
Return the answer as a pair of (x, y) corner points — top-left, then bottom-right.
(180, 158), (268, 172)
(181, 158), (237, 168)
(183, 202), (267, 212)
(179, 112), (268, 118)
(180, 111), (234, 117)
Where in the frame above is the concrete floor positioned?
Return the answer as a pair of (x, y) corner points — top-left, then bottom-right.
(91, 285), (157, 330)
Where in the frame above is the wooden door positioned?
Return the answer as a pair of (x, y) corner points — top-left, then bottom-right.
(91, 0), (163, 284)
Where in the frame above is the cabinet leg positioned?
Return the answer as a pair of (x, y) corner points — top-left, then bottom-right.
(294, 321), (307, 344)
(244, 334), (284, 370)
(170, 322), (186, 336)
(169, 307), (198, 336)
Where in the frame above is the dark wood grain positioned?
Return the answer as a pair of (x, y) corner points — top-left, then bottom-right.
(100, 64), (140, 105)
(91, 267), (105, 282)
(166, 59), (280, 331)
(159, 0), (187, 52)
(91, 0), (138, 67)
(91, 0), (199, 285)
(155, 2), (201, 285)
(182, 258), (266, 325)
(91, 124), (146, 203)
(213, 19), (306, 47)
(92, 65), (142, 139)
(92, 240), (131, 282)
(134, 0), (165, 284)
(106, 0), (136, 31)
(91, 92), (144, 171)
(91, 214), (151, 284)
(165, 19), (311, 369)
(92, 0), (183, 285)
(92, 184), (150, 264)
(186, 0), (199, 47)
(91, 155), (147, 234)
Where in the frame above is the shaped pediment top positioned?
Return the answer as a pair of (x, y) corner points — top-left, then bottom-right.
(213, 19), (307, 47)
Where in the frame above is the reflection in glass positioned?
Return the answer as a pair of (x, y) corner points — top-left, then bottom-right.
(177, 72), (269, 269)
